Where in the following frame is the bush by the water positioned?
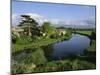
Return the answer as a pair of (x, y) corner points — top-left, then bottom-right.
(50, 34), (60, 39)
(34, 59), (95, 73)
(84, 40), (96, 55)
(14, 48), (47, 65)
(90, 31), (96, 40)
(12, 48), (47, 74)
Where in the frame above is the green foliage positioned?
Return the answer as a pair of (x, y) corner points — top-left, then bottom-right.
(84, 40), (96, 55)
(34, 59), (95, 73)
(12, 48), (47, 74)
(34, 60), (72, 72)
(18, 15), (39, 37)
(65, 30), (72, 37)
(12, 58), (96, 74)
(12, 35), (17, 44)
(12, 63), (27, 75)
(57, 26), (66, 29)
(12, 32), (19, 44)
(32, 35), (42, 41)
(71, 59), (96, 70)
(14, 48), (47, 65)
(90, 31), (96, 40)
(75, 30), (92, 36)
(50, 33), (60, 39)
(42, 22), (55, 36)
(12, 33), (72, 53)
(12, 62), (36, 75)
(19, 15), (38, 27)
(42, 45), (54, 60)
(15, 36), (33, 45)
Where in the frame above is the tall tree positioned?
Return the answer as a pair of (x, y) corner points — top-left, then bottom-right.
(41, 22), (55, 36)
(18, 15), (38, 36)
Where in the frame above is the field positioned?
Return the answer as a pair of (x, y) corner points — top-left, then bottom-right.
(76, 30), (92, 36)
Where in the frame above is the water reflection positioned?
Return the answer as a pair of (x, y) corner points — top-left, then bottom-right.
(41, 44), (54, 60)
(44, 34), (90, 60)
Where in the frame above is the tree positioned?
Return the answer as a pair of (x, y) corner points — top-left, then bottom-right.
(41, 22), (55, 36)
(18, 15), (38, 37)
(12, 32), (17, 44)
(90, 31), (96, 40)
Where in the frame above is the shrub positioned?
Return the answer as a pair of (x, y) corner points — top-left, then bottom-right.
(90, 31), (96, 40)
(12, 62), (36, 75)
(71, 59), (96, 70)
(12, 34), (18, 44)
(14, 48), (47, 65)
(12, 48), (47, 74)
(50, 34), (59, 39)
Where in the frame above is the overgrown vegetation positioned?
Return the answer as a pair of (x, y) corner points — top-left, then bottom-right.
(12, 58), (96, 74)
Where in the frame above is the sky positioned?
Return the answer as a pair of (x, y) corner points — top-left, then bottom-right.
(12, 1), (96, 28)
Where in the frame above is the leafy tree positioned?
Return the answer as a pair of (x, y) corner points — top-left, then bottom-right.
(41, 22), (55, 36)
(90, 31), (96, 40)
(18, 15), (38, 37)
(15, 48), (47, 65)
(12, 32), (18, 44)
(57, 26), (66, 29)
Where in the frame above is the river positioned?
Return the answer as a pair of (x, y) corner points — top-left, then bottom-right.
(45, 34), (91, 60)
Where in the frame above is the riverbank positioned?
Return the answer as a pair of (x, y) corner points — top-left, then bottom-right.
(12, 34), (72, 53)
(84, 40), (96, 55)
(74, 30), (92, 39)
(12, 29), (96, 75)
(12, 54), (96, 74)
(33, 58), (96, 73)
(75, 30), (92, 36)
(12, 33), (96, 75)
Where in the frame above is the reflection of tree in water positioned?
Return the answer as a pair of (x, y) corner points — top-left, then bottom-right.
(41, 44), (54, 61)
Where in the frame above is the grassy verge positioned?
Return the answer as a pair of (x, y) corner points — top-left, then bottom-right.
(12, 57), (96, 74)
(12, 35), (72, 53)
(84, 40), (96, 55)
(75, 30), (92, 36)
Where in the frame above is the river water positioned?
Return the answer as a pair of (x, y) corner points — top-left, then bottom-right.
(47, 34), (91, 60)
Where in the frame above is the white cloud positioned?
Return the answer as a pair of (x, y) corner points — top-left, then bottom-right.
(49, 19), (61, 25)
(64, 17), (95, 26)
(12, 13), (47, 26)
(12, 14), (21, 26)
(26, 13), (43, 20)
(12, 14), (17, 20)
(25, 13), (48, 25)
(12, 13), (95, 28)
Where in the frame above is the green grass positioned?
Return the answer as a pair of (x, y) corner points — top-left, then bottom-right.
(14, 48), (47, 65)
(88, 40), (96, 51)
(84, 40), (96, 55)
(12, 35), (72, 53)
(12, 57), (96, 74)
(12, 29), (96, 75)
(76, 30), (92, 36)
(12, 48), (48, 75)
